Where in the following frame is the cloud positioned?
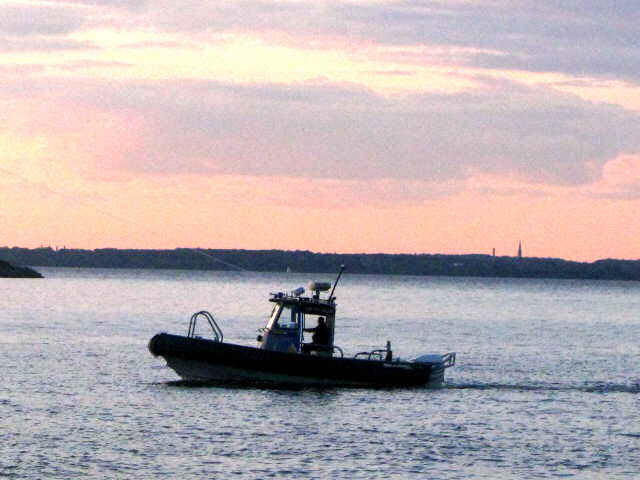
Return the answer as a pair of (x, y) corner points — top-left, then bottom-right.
(6, 76), (639, 188)
(0, 2), (99, 52)
(122, 1), (639, 81)
(49, 1), (144, 6)
(0, 63), (45, 76)
(3, 1), (638, 81)
(330, 1), (639, 80)
(125, 80), (640, 186)
(0, 4), (86, 36)
(0, 37), (97, 52)
(54, 60), (134, 71)
(582, 154), (640, 199)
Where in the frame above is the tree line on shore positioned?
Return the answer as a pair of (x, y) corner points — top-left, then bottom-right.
(2, 246), (640, 281)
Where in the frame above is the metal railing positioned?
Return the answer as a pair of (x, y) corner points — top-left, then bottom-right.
(442, 352), (456, 368)
(187, 310), (223, 342)
(354, 349), (389, 361)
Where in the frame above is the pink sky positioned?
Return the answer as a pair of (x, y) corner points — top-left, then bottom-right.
(2, 1), (640, 262)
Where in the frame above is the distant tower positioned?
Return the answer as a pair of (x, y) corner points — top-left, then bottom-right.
(492, 248), (495, 257)
(517, 241), (522, 258)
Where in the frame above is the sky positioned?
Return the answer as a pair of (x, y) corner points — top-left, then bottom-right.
(1, 1), (640, 261)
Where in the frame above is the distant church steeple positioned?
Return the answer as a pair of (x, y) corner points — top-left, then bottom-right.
(517, 241), (522, 258)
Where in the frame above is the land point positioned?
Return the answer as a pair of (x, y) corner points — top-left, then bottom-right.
(0, 259), (43, 278)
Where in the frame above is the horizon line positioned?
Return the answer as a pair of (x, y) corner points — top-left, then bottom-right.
(2, 245), (636, 264)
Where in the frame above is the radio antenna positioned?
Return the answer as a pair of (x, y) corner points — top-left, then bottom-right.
(328, 265), (345, 302)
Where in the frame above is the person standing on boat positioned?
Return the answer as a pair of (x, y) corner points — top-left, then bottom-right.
(304, 317), (330, 352)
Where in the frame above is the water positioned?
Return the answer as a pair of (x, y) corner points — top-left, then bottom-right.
(1, 268), (639, 479)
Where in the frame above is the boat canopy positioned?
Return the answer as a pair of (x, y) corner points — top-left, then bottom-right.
(259, 288), (337, 354)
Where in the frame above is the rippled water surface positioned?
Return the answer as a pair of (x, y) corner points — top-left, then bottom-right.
(2, 268), (639, 479)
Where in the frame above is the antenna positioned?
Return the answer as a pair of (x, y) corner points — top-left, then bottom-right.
(328, 265), (345, 302)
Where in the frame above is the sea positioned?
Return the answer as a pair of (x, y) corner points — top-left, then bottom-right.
(1, 267), (639, 479)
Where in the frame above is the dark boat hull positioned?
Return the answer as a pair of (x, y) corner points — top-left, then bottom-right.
(149, 333), (445, 387)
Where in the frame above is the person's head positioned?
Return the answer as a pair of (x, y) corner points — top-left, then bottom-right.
(318, 317), (325, 325)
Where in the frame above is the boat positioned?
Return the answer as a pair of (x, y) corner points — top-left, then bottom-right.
(148, 266), (455, 387)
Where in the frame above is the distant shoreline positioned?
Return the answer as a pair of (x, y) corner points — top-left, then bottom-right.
(2, 246), (640, 281)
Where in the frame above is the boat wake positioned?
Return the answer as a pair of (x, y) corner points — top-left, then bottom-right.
(448, 381), (640, 394)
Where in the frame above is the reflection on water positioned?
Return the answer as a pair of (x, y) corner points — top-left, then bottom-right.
(1, 268), (639, 479)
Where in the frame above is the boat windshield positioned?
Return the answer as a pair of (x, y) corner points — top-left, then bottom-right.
(276, 305), (298, 329)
